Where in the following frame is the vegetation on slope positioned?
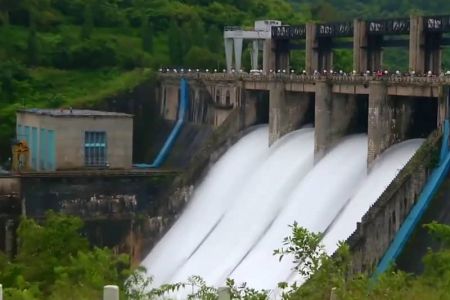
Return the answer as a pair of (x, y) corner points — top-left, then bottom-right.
(2, 0), (450, 161)
(3, 214), (450, 299)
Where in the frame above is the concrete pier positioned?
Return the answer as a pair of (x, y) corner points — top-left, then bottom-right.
(305, 23), (318, 74)
(409, 15), (425, 74)
(314, 81), (364, 161)
(269, 82), (313, 144)
(367, 81), (416, 166)
(353, 19), (368, 73)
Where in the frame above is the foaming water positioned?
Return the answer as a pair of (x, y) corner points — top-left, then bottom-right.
(321, 138), (424, 254)
(142, 126), (423, 295)
(141, 126), (269, 286)
(229, 135), (368, 289)
(170, 128), (315, 285)
(279, 138), (424, 293)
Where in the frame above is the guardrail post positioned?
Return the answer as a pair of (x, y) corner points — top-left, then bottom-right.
(218, 287), (231, 300)
(329, 287), (338, 300)
(103, 285), (119, 300)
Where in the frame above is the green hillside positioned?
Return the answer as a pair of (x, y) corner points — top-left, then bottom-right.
(2, 0), (450, 162)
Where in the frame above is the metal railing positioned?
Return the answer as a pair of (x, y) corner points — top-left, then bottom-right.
(158, 71), (450, 85)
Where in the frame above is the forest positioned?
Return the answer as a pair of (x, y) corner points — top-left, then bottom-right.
(1, 0), (450, 160)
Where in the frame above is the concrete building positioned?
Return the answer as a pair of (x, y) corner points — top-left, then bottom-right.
(16, 109), (133, 171)
(224, 20), (281, 73)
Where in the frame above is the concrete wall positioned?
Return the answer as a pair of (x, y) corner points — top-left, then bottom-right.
(160, 83), (180, 121)
(0, 177), (20, 195)
(17, 112), (133, 170)
(0, 177), (21, 257)
(347, 131), (440, 273)
(269, 82), (314, 144)
(0, 173), (175, 263)
(367, 81), (439, 166)
(161, 78), (242, 128)
(315, 80), (366, 161)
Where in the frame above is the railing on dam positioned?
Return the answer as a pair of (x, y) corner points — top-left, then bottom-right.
(159, 72), (450, 86)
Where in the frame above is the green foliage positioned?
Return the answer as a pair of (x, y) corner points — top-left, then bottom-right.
(168, 19), (183, 66)
(184, 46), (221, 69)
(274, 222), (325, 278)
(0, 212), (138, 299)
(141, 15), (153, 53)
(67, 37), (119, 68)
(275, 222), (450, 300)
(226, 278), (269, 300)
(80, 1), (93, 40)
(26, 16), (39, 66)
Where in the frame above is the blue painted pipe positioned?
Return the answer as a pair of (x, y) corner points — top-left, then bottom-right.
(134, 78), (189, 169)
(374, 119), (450, 277)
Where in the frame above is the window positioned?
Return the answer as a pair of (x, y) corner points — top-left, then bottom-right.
(84, 131), (107, 167)
(226, 90), (231, 105)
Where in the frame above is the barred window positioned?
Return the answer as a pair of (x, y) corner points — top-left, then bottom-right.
(84, 131), (107, 167)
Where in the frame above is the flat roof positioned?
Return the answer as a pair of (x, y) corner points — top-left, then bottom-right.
(18, 108), (133, 118)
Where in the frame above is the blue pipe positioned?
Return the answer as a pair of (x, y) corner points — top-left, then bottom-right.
(374, 119), (450, 277)
(134, 78), (189, 168)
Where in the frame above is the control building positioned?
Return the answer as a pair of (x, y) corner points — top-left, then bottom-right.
(16, 109), (133, 171)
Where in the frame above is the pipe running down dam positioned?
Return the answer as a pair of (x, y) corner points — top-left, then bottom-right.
(142, 71), (450, 294)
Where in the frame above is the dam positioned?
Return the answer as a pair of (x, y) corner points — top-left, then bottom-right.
(142, 13), (450, 293)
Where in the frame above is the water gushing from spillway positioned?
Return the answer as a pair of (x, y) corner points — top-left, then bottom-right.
(142, 125), (423, 293)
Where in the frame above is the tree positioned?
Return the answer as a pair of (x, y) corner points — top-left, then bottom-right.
(206, 25), (223, 54)
(184, 46), (219, 69)
(80, 1), (94, 40)
(26, 13), (39, 66)
(274, 222), (326, 278)
(0, 212), (135, 299)
(168, 19), (183, 66)
(0, 0), (21, 25)
(141, 15), (153, 53)
(187, 16), (205, 48)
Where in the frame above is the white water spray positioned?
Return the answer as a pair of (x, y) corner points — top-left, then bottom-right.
(170, 128), (315, 285)
(142, 126), (423, 293)
(141, 126), (269, 286)
(229, 135), (368, 289)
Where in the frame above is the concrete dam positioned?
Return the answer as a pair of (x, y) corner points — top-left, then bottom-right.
(143, 126), (422, 290)
(142, 14), (450, 293)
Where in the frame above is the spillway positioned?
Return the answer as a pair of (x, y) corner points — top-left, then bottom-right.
(142, 125), (423, 293)
(141, 126), (270, 287)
